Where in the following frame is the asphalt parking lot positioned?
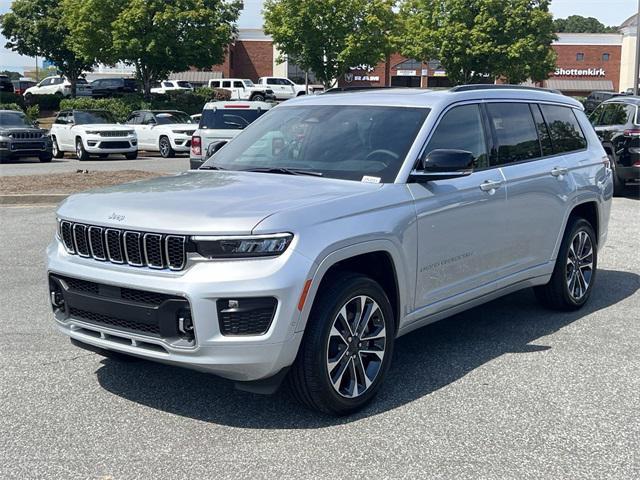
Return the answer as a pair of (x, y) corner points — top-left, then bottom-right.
(0, 154), (190, 176)
(0, 196), (638, 479)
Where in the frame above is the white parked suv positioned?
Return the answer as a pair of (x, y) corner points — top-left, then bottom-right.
(50, 109), (138, 160)
(257, 77), (323, 100)
(23, 76), (92, 99)
(189, 101), (273, 169)
(125, 110), (197, 158)
(150, 80), (194, 95)
(208, 78), (275, 102)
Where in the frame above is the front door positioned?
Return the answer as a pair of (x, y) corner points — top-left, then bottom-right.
(409, 103), (508, 313)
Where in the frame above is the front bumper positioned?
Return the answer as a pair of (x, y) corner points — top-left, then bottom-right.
(83, 135), (137, 154)
(0, 138), (52, 158)
(169, 135), (192, 152)
(47, 238), (314, 381)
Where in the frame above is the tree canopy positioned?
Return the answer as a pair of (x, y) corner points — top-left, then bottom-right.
(263, 0), (396, 88)
(1, 0), (96, 96)
(63, 0), (241, 96)
(554, 15), (619, 33)
(400, 0), (557, 84)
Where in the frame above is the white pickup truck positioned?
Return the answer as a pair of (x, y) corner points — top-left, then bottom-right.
(257, 77), (324, 101)
(208, 79), (275, 102)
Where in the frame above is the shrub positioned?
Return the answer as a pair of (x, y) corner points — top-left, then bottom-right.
(24, 94), (61, 111)
(26, 105), (40, 121)
(60, 97), (134, 123)
(0, 92), (23, 107)
(0, 102), (23, 112)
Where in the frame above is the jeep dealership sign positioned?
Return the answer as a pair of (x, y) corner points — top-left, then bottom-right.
(554, 67), (606, 77)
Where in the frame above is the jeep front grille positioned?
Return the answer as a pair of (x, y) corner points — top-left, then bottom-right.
(9, 131), (42, 139)
(59, 220), (186, 270)
(99, 131), (131, 137)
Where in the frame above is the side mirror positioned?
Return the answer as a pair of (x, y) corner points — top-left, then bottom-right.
(205, 140), (228, 160)
(410, 149), (474, 182)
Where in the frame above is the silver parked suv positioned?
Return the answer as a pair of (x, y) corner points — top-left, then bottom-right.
(47, 86), (613, 415)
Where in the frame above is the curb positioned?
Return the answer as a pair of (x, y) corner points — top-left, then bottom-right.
(0, 194), (69, 205)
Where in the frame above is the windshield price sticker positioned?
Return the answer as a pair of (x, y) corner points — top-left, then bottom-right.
(362, 176), (381, 184)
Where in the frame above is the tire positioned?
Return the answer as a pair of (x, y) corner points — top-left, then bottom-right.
(75, 138), (89, 161)
(159, 136), (175, 158)
(52, 137), (63, 158)
(125, 151), (138, 160)
(288, 272), (395, 415)
(534, 217), (597, 311)
(54, 91), (63, 98)
(251, 94), (265, 102)
(39, 154), (53, 163)
(609, 155), (624, 196)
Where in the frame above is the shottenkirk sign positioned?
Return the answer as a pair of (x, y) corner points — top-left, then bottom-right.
(554, 67), (606, 77)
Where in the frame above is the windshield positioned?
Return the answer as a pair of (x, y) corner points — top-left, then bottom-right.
(203, 105), (429, 182)
(243, 80), (255, 87)
(199, 108), (265, 130)
(0, 112), (33, 127)
(74, 110), (116, 124)
(155, 111), (192, 124)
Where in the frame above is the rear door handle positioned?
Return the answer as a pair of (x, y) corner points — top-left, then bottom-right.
(479, 180), (502, 192)
(550, 167), (568, 177)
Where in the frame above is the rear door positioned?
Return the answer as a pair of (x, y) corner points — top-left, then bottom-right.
(492, 102), (579, 277)
(409, 103), (509, 311)
(592, 102), (636, 169)
(137, 113), (157, 148)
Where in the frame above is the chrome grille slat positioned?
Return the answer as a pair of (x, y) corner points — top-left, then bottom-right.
(72, 224), (90, 257)
(123, 231), (143, 266)
(9, 132), (42, 140)
(99, 131), (131, 137)
(87, 226), (106, 261)
(59, 221), (185, 271)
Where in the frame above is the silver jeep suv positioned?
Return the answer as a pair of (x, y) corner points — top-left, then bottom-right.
(47, 86), (613, 415)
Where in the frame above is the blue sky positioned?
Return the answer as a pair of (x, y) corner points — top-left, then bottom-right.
(1, 0), (637, 72)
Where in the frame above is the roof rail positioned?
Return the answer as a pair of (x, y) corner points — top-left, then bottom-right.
(450, 84), (563, 95)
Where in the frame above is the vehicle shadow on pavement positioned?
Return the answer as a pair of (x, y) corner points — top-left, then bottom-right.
(95, 268), (638, 427)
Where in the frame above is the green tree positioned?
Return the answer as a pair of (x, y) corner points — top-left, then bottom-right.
(554, 15), (619, 33)
(1, 0), (95, 97)
(264, 0), (397, 89)
(63, 0), (241, 97)
(400, 0), (557, 85)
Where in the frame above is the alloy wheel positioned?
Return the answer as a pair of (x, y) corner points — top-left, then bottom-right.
(326, 295), (386, 398)
(160, 138), (170, 157)
(566, 230), (593, 301)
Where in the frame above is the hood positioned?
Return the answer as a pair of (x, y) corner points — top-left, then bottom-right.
(57, 170), (382, 235)
(0, 127), (45, 136)
(72, 124), (131, 132)
(156, 123), (196, 131)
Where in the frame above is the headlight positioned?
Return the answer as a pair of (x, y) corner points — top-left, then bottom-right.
(85, 130), (99, 135)
(191, 233), (293, 259)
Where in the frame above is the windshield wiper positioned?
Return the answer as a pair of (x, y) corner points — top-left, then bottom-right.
(242, 167), (323, 177)
(198, 165), (226, 171)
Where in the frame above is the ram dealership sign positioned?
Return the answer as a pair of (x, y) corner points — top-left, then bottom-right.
(554, 67), (606, 77)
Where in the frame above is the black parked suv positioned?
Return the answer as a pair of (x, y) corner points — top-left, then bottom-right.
(584, 91), (622, 113)
(590, 96), (640, 194)
(90, 77), (139, 98)
(0, 75), (15, 93)
(0, 109), (53, 163)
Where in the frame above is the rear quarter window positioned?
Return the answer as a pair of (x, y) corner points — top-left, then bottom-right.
(539, 104), (587, 154)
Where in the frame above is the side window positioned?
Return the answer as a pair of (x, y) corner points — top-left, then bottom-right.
(142, 113), (155, 125)
(54, 77), (64, 85)
(267, 78), (277, 85)
(531, 104), (554, 156)
(222, 80), (231, 88)
(233, 81), (244, 88)
(211, 81), (220, 88)
(486, 103), (541, 165)
(126, 113), (140, 125)
(590, 104), (607, 126)
(40, 78), (52, 86)
(55, 112), (67, 124)
(163, 82), (172, 88)
(539, 104), (587, 154)
(424, 104), (489, 169)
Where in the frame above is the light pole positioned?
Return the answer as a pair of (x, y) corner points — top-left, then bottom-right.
(634, 0), (640, 95)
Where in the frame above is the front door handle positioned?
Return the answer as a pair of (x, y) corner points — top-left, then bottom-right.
(550, 167), (568, 177)
(479, 180), (502, 192)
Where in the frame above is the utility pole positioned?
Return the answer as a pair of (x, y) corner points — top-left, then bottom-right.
(634, 0), (640, 95)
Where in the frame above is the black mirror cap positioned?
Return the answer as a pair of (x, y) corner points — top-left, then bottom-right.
(205, 140), (228, 160)
(421, 149), (475, 172)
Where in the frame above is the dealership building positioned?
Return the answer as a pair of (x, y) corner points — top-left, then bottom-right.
(199, 13), (638, 95)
